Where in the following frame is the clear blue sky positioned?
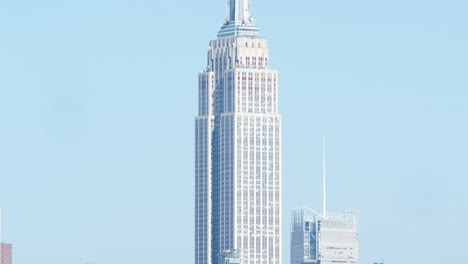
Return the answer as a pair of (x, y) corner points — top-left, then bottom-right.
(0, 0), (467, 263)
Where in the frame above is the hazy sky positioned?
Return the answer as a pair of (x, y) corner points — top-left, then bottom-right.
(0, 0), (467, 264)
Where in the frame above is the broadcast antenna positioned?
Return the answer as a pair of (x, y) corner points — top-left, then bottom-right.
(322, 137), (327, 219)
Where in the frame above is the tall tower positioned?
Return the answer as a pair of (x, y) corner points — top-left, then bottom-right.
(195, 1), (281, 264)
(290, 143), (358, 264)
(290, 210), (358, 264)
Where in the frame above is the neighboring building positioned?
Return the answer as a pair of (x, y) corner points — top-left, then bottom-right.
(1, 243), (12, 264)
(318, 212), (358, 264)
(291, 209), (358, 264)
(195, 1), (281, 264)
(290, 210), (317, 264)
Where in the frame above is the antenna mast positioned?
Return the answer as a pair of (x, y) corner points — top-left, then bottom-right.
(322, 137), (327, 218)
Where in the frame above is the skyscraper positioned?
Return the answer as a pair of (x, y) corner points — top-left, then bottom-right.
(290, 210), (358, 264)
(290, 141), (358, 264)
(316, 212), (358, 264)
(195, 1), (281, 264)
(290, 210), (317, 264)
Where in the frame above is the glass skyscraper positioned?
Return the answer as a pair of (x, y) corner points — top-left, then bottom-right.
(290, 210), (358, 264)
(290, 210), (318, 264)
(195, 1), (281, 264)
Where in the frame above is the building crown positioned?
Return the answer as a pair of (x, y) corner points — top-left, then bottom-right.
(218, 0), (259, 38)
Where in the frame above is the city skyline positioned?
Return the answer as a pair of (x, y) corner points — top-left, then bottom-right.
(1, 1), (467, 264)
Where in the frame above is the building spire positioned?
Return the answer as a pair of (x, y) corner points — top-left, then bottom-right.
(322, 137), (327, 219)
(218, 0), (259, 38)
(226, 0), (252, 24)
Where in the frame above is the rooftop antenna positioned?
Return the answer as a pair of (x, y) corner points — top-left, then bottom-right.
(322, 137), (327, 219)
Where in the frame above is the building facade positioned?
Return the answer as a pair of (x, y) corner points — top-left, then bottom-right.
(290, 210), (358, 264)
(290, 210), (317, 264)
(1, 244), (12, 264)
(195, 1), (281, 264)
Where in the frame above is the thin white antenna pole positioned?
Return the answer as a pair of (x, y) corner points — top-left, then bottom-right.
(322, 137), (327, 219)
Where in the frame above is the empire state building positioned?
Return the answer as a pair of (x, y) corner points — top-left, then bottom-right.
(195, 1), (281, 264)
